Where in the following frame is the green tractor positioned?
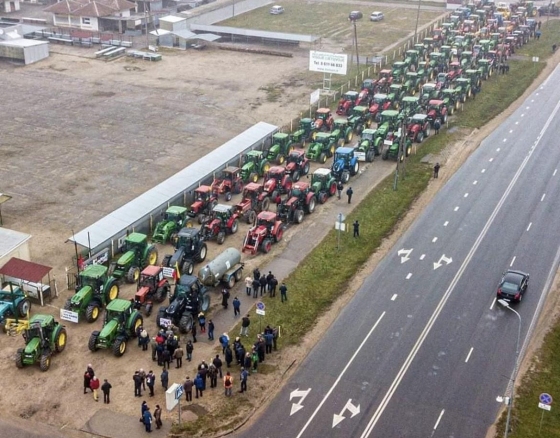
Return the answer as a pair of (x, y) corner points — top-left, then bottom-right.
(292, 118), (317, 146)
(377, 110), (402, 139)
(441, 88), (461, 114)
(403, 49), (420, 71)
(460, 51), (476, 69)
(330, 119), (354, 146)
(381, 128), (412, 161)
(453, 77), (472, 103)
(306, 132), (336, 164)
(413, 43), (427, 60)
(404, 72), (422, 95)
(64, 264), (119, 323)
(15, 314), (67, 372)
(391, 61), (408, 83)
(464, 69), (482, 89)
(109, 232), (158, 284)
(266, 133), (296, 165)
(387, 84), (406, 109)
(152, 206), (188, 244)
(478, 58), (493, 80)
(347, 105), (372, 134)
(88, 298), (143, 357)
(240, 150), (271, 183)
(419, 82), (441, 106)
(440, 45), (453, 62)
(309, 168), (338, 203)
(356, 128), (382, 162)
(400, 96), (421, 119)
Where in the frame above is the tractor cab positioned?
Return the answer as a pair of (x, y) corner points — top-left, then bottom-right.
(377, 110), (401, 133)
(401, 96), (421, 117)
(243, 150), (265, 166)
(420, 82), (440, 104)
(391, 61), (408, 82)
(138, 265), (164, 290)
(362, 78), (376, 94)
(361, 128), (376, 143)
(212, 204), (235, 222)
(460, 50), (475, 68)
(193, 185), (213, 203)
(414, 43), (427, 59)
(287, 149), (306, 166)
(175, 227), (203, 251)
(256, 211), (278, 230)
(404, 49), (419, 68)
(314, 108), (334, 131)
(422, 37), (436, 51)
(388, 84), (405, 104)
(162, 206), (187, 227)
(426, 100), (448, 126)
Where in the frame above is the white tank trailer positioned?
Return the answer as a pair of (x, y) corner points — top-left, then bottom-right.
(197, 247), (244, 289)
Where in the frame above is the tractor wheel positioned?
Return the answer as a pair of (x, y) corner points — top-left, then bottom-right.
(130, 314), (143, 337)
(275, 226), (284, 243)
(261, 197), (270, 212)
(40, 354), (51, 372)
(227, 275), (236, 289)
(329, 145), (336, 156)
(182, 261), (194, 276)
(337, 138), (344, 147)
(112, 339), (126, 357)
(126, 266), (140, 284)
(162, 255), (172, 268)
(147, 247), (158, 266)
(416, 131), (424, 143)
(356, 124), (364, 135)
(64, 299), (72, 311)
(54, 327), (67, 353)
(196, 243), (207, 263)
(231, 219), (239, 234)
(154, 285), (167, 303)
(366, 151), (375, 163)
(329, 182), (337, 197)
(201, 292), (210, 313)
(382, 149), (389, 160)
(406, 144), (412, 157)
(234, 182), (243, 195)
(319, 153), (327, 164)
(455, 100), (460, 110)
(217, 231), (226, 245)
(179, 314), (193, 334)
(86, 303), (101, 323)
(88, 333), (99, 352)
(277, 155), (285, 165)
(249, 172), (258, 183)
(306, 196), (316, 214)
(261, 239), (273, 254)
(17, 298), (31, 317)
(341, 171), (350, 184)
(145, 303), (153, 317)
(235, 268), (243, 282)
(449, 106), (455, 115)
(271, 190), (279, 203)
(105, 280), (119, 302)
(15, 348), (24, 368)
(318, 192), (328, 204)
(225, 192), (232, 202)
(292, 170), (301, 182)
(197, 214), (206, 225)
(247, 210), (257, 224)
(156, 307), (166, 329)
(303, 161), (310, 175)
(346, 131), (354, 143)
(295, 209), (305, 224)
(351, 161), (359, 176)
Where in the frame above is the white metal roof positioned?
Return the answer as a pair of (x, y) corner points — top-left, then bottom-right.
(171, 29), (196, 39)
(69, 122), (277, 249)
(0, 228), (31, 258)
(190, 24), (320, 43)
(160, 15), (186, 23)
(0, 38), (48, 48)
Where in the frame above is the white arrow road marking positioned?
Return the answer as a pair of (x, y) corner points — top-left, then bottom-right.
(432, 237), (438, 243)
(454, 206), (459, 211)
(332, 399), (361, 428)
(464, 193), (469, 197)
(290, 388), (311, 415)
(481, 169), (486, 173)
(433, 254), (452, 270)
(490, 297), (496, 310)
(473, 180), (477, 185)
(397, 248), (413, 264)
(541, 193), (546, 201)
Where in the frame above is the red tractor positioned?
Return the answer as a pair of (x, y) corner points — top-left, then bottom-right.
(134, 266), (170, 316)
(426, 100), (449, 127)
(337, 91), (359, 116)
(376, 69), (393, 93)
(447, 62), (463, 81)
(314, 108), (334, 132)
(242, 211), (285, 255)
(235, 182), (271, 224)
(188, 185), (218, 224)
(355, 88), (371, 107)
(263, 166), (293, 202)
(201, 204), (240, 245)
(369, 93), (394, 120)
(211, 166), (244, 201)
(277, 182), (317, 224)
(284, 149), (311, 182)
(406, 114), (431, 143)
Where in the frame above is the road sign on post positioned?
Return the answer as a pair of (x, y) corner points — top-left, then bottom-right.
(335, 213), (346, 250)
(538, 393), (553, 433)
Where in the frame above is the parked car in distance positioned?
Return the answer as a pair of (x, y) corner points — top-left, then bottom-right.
(370, 11), (384, 21)
(270, 5), (284, 14)
(497, 269), (529, 303)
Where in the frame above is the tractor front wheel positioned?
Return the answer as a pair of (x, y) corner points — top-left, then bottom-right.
(249, 172), (259, 183)
(112, 339), (126, 357)
(217, 231), (226, 245)
(319, 153), (327, 164)
(179, 314), (193, 334)
(260, 197), (270, 212)
(182, 261), (194, 276)
(154, 285), (167, 303)
(126, 266), (140, 284)
(54, 327), (67, 353)
(277, 155), (285, 165)
(17, 298), (31, 317)
(105, 280), (119, 302)
(88, 334), (99, 352)
(306, 197), (316, 214)
(15, 348), (24, 368)
(162, 255), (172, 268)
(231, 219), (239, 234)
(225, 192), (232, 202)
(303, 162), (310, 175)
(351, 161), (359, 176)
(147, 247), (158, 266)
(292, 170), (301, 182)
(261, 239), (273, 254)
(40, 354), (51, 371)
(247, 210), (257, 224)
(275, 226), (284, 243)
(86, 304), (101, 323)
(295, 209), (304, 224)
(196, 243), (207, 263)
(416, 131), (424, 143)
(131, 314), (143, 337)
(341, 171), (350, 184)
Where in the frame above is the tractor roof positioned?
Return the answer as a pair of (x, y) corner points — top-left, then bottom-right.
(423, 82), (437, 89)
(177, 274), (198, 287)
(244, 182), (263, 191)
(257, 211), (277, 221)
(429, 99), (444, 106)
(246, 150), (263, 157)
(178, 227), (200, 238)
(222, 166), (241, 173)
(406, 71), (418, 77)
(313, 168), (332, 177)
(335, 147), (354, 155)
(106, 298), (132, 312)
(195, 185), (212, 193)
(166, 206), (188, 215)
(411, 114), (428, 122)
(465, 69), (478, 73)
(362, 128), (376, 135)
(293, 182), (310, 190)
(289, 149), (305, 157)
(213, 204), (232, 214)
(462, 50), (473, 55)
(450, 61), (460, 66)
(380, 69), (391, 74)
(141, 265), (162, 277)
(273, 132), (289, 140)
(390, 84), (402, 90)
(406, 49), (419, 54)
(344, 91), (359, 97)
(268, 166), (285, 174)
(381, 110), (399, 116)
(393, 61), (406, 66)
(81, 264), (108, 279)
(373, 93), (387, 99)
(315, 132), (331, 140)
(126, 232), (148, 244)
(29, 314), (54, 327)
(353, 105), (368, 112)
(455, 77), (469, 83)
(301, 118), (313, 123)
(316, 108), (330, 114)
(333, 119), (348, 125)
(442, 88), (458, 93)
(402, 96), (419, 103)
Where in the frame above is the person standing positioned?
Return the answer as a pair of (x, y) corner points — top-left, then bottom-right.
(140, 328), (149, 351)
(280, 283), (288, 303)
(162, 348), (171, 370)
(224, 372), (233, 397)
(208, 319), (215, 341)
(139, 369), (147, 392)
(208, 363), (218, 389)
(83, 368), (93, 394)
(239, 367), (249, 393)
(87, 364), (95, 379)
(161, 368), (169, 391)
(252, 278), (260, 299)
(264, 331), (274, 354)
(186, 340), (194, 362)
(198, 362), (208, 391)
(346, 187), (353, 204)
(221, 288), (230, 309)
(213, 354), (223, 378)
(173, 345), (183, 368)
(259, 275), (267, 296)
(133, 371), (143, 397)
(434, 119), (441, 135)
(150, 337), (157, 362)
(266, 271), (274, 293)
(90, 376), (100, 402)
(194, 374), (204, 399)
(219, 333), (230, 354)
(142, 406), (153, 433)
(183, 377), (193, 402)
(243, 352), (252, 370)
(146, 370), (155, 397)
(198, 312), (206, 333)
(154, 405), (162, 430)
(353, 220), (360, 238)
(245, 275), (253, 296)
(337, 180), (344, 199)
(434, 162), (440, 179)
(253, 267), (261, 281)
(240, 314), (251, 337)
(232, 297), (241, 316)
(269, 275), (278, 297)
(101, 379), (112, 404)
(191, 324), (197, 344)
(225, 345), (233, 368)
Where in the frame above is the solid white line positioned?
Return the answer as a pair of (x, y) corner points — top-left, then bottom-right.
(359, 97), (560, 438)
(497, 148), (501, 152)
(510, 256), (516, 267)
(503, 138), (507, 142)
(509, 129), (513, 133)
(481, 169), (486, 173)
(432, 237), (438, 243)
(454, 206), (459, 211)
(541, 193), (546, 201)
(295, 312), (386, 438)
(465, 347), (474, 363)
(473, 180), (477, 185)
(521, 114), (525, 117)
(490, 297), (496, 310)
(489, 158), (494, 162)
(443, 221), (449, 226)
(406, 273), (412, 279)
(526, 106), (530, 110)
(554, 169), (558, 176)
(464, 193), (469, 198)
(391, 294), (397, 301)
(420, 254), (426, 260)
(434, 410), (445, 430)
(527, 222), (532, 231)
(515, 121), (519, 125)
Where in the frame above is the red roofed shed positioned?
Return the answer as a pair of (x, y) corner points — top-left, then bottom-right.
(0, 258), (54, 306)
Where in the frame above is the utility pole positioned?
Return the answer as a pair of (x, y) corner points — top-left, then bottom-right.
(348, 11), (363, 73)
(414, 0), (422, 43)
(145, 8), (149, 50)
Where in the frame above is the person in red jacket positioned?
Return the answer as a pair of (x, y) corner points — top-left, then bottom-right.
(90, 376), (100, 402)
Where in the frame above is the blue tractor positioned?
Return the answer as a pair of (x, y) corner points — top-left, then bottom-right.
(331, 147), (359, 183)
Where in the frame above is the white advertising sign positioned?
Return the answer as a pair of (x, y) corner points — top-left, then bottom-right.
(309, 51), (348, 75)
(166, 383), (181, 411)
(60, 308), (79, 323)
(310, 89), (321, 105)
(162, 267), (175, 278)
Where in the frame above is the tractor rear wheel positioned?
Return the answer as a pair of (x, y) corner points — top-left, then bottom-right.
(261, 239), (273, 254)
(231, 219), (239, 234)
(261, 197), (270, 212)
(306, 197), (316, 214)
(16, 298), (31, 317)
(227, 275), (236, 289)
(130, 314), (143, 337)
(86, 303), (101, 323)
(225, 192), (232, 202)
(249, 172), (259, 183)
(337, 138), (344, 147)
(105, 280), (119, 302)
(341, 171), (350, 184)
(112, 339), (126, 357)
(201, 293), (211, 313)
(303, 162), (310, 175)
(295, 209), (304, 224)
(162, 255), (172, 268)
(15, 348), (24, 368)
(277, 155), (285, 165)
(275, 226), (284, 243)
(179, 314), (193, 334)
(319, 153), (327, 164)
(351, 162), (359, 176)
(182, 261), (194, 276)
(40, 354), (51, 371)
(126, 267), (140, 284)
(217, 231), (226, 245)
(154, 285), (167, 303)
(234, 182), (243, 194)
(292, 170), (301, 182)
(147, 247), (158, 266)
(366, 150), (375, 162)
(196, 243), (207, 263)
(54, 327), (67, 353)
(88, 333), (99, 352)
(416, 131), (424, 143)
(318, 192), (328, 204)
(346, 131), (354, 143)
(247, 210), (257, 224)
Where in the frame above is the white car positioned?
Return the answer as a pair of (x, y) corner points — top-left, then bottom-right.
(270, 5), (284, 15)
(370, 11), (384, 22)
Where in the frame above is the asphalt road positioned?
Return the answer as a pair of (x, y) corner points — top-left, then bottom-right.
(241, 65), (560, 438)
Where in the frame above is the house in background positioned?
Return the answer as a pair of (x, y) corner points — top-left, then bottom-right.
(44, 0), (137, 32)
(2, 0), (20, 13)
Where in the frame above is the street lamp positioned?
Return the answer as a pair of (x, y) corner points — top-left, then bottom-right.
(349, 11), (363, 73)
(497, 299), (522, 438)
